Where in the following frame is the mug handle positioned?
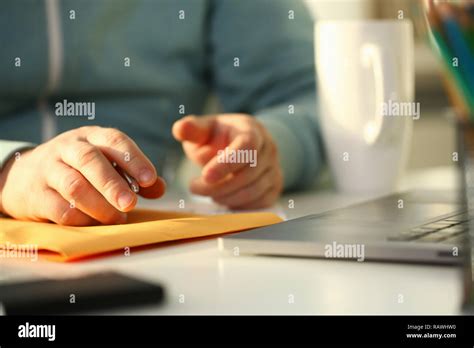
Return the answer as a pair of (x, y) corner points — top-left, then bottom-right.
(360, 43), (397, 145)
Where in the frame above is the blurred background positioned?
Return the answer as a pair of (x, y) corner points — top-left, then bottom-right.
(305, 0), (455, 170)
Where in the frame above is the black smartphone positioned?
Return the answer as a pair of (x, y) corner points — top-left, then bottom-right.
(0, 271), (165, 315)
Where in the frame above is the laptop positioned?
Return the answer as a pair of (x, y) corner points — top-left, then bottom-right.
(219, 123), (473, 266)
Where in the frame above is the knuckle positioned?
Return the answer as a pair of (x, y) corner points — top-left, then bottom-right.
(101, 176), (123, 200)
(62, 173), (87, 200)
(103, 128), (128, 148)
(240, 133), (258, 149)
(58, 206), (78, 225)
(75, 144), (100, 167)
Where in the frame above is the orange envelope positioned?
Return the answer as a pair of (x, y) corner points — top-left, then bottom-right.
(0, 209), (282, 262)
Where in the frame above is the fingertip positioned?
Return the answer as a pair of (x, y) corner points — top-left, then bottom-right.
(189, 177), (202, 194)
(117, 191), (137, 212)
(155, 176), (167, 198)
(138, 176), (167, 199)
(172, 119), (185, 141)
(138, 168), (157, 187)
(172, 116), (195, 141)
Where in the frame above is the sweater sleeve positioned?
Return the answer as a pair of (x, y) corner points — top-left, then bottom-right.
(0, 140), (36, 171)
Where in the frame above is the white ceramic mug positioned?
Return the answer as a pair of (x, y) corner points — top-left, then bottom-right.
(315, 20), (415, 194)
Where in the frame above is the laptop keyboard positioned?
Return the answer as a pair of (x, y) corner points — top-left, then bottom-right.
(389, 212), (471, 243)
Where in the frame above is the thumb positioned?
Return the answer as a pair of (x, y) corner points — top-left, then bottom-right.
(172, 115), (215, 145)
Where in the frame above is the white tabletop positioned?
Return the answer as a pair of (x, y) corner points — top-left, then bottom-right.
(0, 166), (464, 314)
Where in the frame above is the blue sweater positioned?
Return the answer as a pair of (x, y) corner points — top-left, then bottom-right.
(0, 0), (324, 190)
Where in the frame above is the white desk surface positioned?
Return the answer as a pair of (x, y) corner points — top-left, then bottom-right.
(0, 166), (464, 314)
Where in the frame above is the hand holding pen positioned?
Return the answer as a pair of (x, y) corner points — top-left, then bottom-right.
(0, 127), (166, 226)
(112, 161), (140, 194)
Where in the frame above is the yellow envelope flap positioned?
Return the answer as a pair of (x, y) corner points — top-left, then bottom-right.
(0, 209), (282, 262)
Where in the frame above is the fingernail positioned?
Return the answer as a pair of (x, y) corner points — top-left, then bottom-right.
(139, 169), (155, 185)
(118, 191), (134, 210)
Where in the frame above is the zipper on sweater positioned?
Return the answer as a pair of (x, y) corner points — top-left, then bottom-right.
(40, 0), (63, 141)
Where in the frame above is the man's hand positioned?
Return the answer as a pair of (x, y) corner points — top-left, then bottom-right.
(0, 126), (166, 226)
(172, 114), (283, 209)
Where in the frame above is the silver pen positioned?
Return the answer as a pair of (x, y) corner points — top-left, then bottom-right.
(112, 161), (140, 193)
